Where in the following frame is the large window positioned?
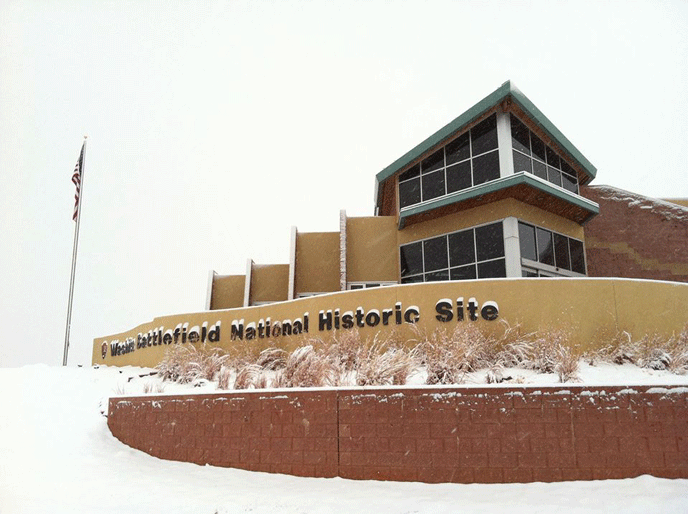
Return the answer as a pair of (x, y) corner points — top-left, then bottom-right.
(511, 115), (579, 194)
(400, 221), (505, 283)
(518, 221), (586, 276)
(398, 114), (501, 209)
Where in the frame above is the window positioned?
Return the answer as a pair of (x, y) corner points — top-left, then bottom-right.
(511, 115), (579, 194)
(400, 221), (505, 283)
(398, 114), (500, 209)
(518, 221), (586, 276)
(347, 282), (396, 290)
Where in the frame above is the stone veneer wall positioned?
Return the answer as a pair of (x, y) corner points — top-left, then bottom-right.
(582, 185), (688, 283)
(108, 385), (688, 483)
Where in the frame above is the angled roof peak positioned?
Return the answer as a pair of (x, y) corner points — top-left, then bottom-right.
(374, 81), (597, 205)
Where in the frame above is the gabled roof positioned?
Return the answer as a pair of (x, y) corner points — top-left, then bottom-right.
(374, 80), (597, 208)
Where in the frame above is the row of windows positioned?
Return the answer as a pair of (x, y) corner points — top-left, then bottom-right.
(511, 115), (579, 194)
(347, 282), (395, 290)
(399, 221), (506, 283)
(398, 114), (501, 209)
(518, 222), (586, 274)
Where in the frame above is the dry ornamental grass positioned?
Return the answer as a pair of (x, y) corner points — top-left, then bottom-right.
(153, 323), (687, 390)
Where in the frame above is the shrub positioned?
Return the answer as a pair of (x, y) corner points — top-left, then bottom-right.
(217, 366), (232, 389)
(419, 324), (495, 385)
(256, 348), (287, 370)
(234, 364), (262, 389)
(356, 346), (419, 386)
(156, 344), (229, 384)
(274, 345), (339, 388)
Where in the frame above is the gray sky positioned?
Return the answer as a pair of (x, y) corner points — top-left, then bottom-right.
(1, 0), (687, 367)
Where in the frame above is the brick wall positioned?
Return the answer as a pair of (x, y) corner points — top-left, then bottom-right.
(582, 185), (688, 282)
(109, 385), (688, 483)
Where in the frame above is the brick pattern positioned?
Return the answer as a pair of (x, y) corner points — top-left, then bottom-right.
(109, 385), (688, 484)
(108, 390), (338, 478)
(582, 186), (688, 283)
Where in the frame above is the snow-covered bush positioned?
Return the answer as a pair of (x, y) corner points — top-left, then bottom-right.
(274, 345), (339, 388)
(156, 344), (229, 384)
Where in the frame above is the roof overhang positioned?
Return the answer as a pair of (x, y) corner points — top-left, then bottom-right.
(375, 80), (597, 210)
(398, 172), (600, 229)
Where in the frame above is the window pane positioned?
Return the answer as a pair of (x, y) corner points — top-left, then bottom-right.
(518, 222), (537, 261)
(561, 173), (578, 193)
(513, 150), (532, 174)
(536, 228), (554, 266)
(399, 163), (420, 182)
(450, 264), (477, 281)
(548, 167), (562, 187)
(522, 269), (538, 277)
(448, 229), (475, 267)
(421, 170), (445, 201)
(511, 115), (530, 155)
(423, 236), (448, 272)
(478, 258), (506, 278)
(399, 178), (421, 208)
(569, 239), (586, 274)
(530, 133), (546, 162)
(445, 132), (470, 165)
(425, 270), (449, 282)
(446, 161), (472, 193)
(471, 114), (498, 155)
(475, 222), (504, 261)
(421, 149), (444, 174)
(532, 159), (547, 180)
(472, 150), (500, 186)
(401, 275), (423, 284)
(561, 160), (575, 176)
(400, 242), (423, 277)
(349, 284), (364, 290)
(554, 233), (571, 270)
(546, 146), (560, 169)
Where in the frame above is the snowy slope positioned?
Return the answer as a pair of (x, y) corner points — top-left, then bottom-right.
(1, 364), (687, 514)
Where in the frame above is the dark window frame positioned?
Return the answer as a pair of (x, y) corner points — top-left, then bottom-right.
(518, 221), (587, 277)
(510, 114), (579, 194)
(399, 221), (506, 283)
(397, 114), (501, 210)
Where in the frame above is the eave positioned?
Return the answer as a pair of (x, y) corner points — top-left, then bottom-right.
(398, 172), (600, 229)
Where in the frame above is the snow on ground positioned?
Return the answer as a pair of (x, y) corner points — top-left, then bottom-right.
(1, 364), (687, 514)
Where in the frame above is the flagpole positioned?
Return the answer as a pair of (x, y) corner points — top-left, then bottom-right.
(63, 136), (87, 366)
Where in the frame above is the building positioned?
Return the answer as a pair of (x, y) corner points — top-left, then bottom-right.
(208, 80), (687, 308)
(94, 81), (688, 367)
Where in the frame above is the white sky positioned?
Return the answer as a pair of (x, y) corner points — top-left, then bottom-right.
(1, 0), (687, 367)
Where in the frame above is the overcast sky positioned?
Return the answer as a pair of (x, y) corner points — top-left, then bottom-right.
(1, 0), (687, 367)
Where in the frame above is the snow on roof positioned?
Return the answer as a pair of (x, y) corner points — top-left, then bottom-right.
(588, 184), (688, 222)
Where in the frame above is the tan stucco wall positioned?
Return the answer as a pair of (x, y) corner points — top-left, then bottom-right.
(94, 278), (688, 368)
(295, 232), (340, 294)
(346, 216), (398, 283)
(664, 198), (688, 208)
(251, 264), (289, 303)
(211, 275), (245, 310)
(398, 198), (584, 245)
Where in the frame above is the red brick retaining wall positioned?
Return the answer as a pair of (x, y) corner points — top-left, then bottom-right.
(108, 385), (688, 483)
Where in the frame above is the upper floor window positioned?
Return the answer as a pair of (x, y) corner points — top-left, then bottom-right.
(511, 115), (579, 194)
(398, 114), (500, 209)
(400, 221), (505, 283)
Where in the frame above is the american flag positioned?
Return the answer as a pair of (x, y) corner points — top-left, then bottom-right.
(72, 142), (84, 221)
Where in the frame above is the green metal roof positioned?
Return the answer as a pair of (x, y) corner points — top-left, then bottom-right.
(397, 172), (600, 229)
(375, 81), (597, 207)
